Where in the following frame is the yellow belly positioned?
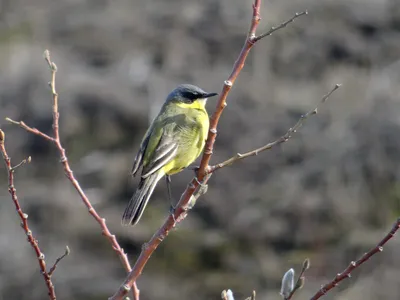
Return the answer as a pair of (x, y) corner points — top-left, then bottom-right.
(162, 114), (208, 175)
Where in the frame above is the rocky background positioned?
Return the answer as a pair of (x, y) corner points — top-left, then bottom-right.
(0, 0), (400, 299)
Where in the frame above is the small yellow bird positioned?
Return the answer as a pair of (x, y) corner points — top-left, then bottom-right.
(122, 84), (218, 226)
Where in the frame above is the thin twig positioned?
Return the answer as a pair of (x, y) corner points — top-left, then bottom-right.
(310, 217), (400, 300)
(286, 258), (309, 300)
(5, 118), (55, 142)
(48, 246), (70, 277)
(11, 156), (31, 171)
(208, 84), (341, 173)
(0, 130), (58, 300)
(253, 11), (308, 42)
(108, 1), (306, 300)
(7, 51), (140, 300)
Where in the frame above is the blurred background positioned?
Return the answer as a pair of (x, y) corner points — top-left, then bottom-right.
(0, 0), (400, 299)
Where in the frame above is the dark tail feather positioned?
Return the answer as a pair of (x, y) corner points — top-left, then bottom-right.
(122, 171), (164, 226)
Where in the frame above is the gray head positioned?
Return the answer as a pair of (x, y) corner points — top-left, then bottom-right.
(166, 84), (218, 104)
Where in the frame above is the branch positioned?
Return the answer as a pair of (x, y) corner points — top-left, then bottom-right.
(109, 2), (307, 300)
(0, 130), (59, 300)
(6, 50), (139, 300)
(254, 11), (308, 42)
(284, 258), (309, 300)
(208, 84), (341, 173)
(310, 217), (400, 300)
(48, 246), (70, 277)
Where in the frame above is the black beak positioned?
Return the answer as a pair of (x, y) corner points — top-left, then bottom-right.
(203, 92), (218, 98)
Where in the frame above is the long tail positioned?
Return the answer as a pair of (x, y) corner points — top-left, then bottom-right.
(122, 170), (164, 226)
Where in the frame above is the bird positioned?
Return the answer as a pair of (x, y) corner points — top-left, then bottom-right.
(122, 84), (218, 226)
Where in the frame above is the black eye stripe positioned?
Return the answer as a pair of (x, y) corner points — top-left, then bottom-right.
(181, 91), (200, 101)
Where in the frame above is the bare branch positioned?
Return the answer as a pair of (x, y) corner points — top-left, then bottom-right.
(11, 156), (31, 171)
(209, 84), (341, 173)
(253, 11), (308, 42)
(286, 258), (309, 300)
(108, 1), (307, 299)
(310, 217), (400, 299)
(8, 50), (140, 300)
(5, 118), (55, 142)
(48, 246), (70, 277)
(0, 129), (57, 300)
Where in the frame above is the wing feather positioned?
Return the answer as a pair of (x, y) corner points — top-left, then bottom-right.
(141, 132), (178, 178)
(131, 132), (151, 176)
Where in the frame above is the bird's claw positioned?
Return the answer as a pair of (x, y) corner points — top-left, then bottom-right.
(169, 204), (177, 222)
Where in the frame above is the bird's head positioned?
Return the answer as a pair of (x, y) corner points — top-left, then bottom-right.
(166, 84), (218, 108)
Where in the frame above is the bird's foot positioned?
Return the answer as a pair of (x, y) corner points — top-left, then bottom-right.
(169, 204), (177, 223)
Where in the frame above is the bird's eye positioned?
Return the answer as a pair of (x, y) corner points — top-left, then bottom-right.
(181, 91), (199, 102)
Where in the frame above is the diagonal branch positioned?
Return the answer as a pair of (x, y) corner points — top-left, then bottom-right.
(253, 11), (308, 42)
(310, 217), (400, 300)
(0, 130), (59, 300)
(208, 84), (341, 173)
(108, 2), (307, 300)
(48, 246), (70, 277)
(6, 51), (139, 300)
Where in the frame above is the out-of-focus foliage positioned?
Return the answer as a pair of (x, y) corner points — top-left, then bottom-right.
(0, 0), (400, 299)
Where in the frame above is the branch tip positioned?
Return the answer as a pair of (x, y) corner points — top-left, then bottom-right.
(255, 10), (308, 42)
(48, 245), (71, 276)
(43, 50), (52, 68)
(5, 117), (18, 125)
(12, 156), (31, 171)
(302, 258), (310, 270)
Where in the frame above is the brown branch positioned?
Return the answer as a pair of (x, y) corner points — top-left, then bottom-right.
(0, 130), (58, 300)
(254, 11), (308, 42)
(6, 51), (140, 300)
(208, 84), (341, 173)
(310, 217), (400, 300)
(5, 118), (55, 142)
(48, 246), (70, 277)
(286, 258), (309, 300)
(108, 2), (307, 300)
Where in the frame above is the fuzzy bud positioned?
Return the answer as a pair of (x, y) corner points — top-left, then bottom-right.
(280, 268), (295, 299)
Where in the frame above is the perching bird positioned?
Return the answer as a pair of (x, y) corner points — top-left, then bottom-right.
(122, 84), (218, 226)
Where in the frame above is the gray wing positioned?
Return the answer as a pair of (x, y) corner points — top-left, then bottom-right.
(141, 130), (178, 178)
(131, 130), (151, 176)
